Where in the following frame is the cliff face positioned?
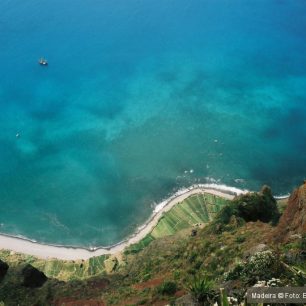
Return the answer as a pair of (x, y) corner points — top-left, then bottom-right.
(275, 181), (306, 242)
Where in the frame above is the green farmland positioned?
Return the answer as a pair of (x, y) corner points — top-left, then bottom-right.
(33, 254), (109, 280)
(0, 249), (109, 281)
(125, 192), (231, 253)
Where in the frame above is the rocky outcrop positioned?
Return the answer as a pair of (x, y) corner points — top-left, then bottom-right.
(234, 185), (280, 224)
(0, 260), (9, 283)
(175, 293), (198, 306)
(21, 264), (47, 288)
(212, 186), (280, 234)
(244, 243), (270, 259)
(274, 181), (306, 242)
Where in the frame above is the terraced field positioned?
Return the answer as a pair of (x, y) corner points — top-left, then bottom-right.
(125, 192), (231, 253)
(0, 250), (109, 281)
(32, 254), (109, 280)
(151, 193), (228, 238)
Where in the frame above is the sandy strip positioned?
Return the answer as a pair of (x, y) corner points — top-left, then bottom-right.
(0, 187), (235, 260)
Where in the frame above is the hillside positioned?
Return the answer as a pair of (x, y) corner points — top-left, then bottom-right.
(274, 181), (306, 242)
(0, 185), (305, 305)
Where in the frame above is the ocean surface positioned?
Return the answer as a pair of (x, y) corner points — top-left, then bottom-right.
(0, 0), (306, 247)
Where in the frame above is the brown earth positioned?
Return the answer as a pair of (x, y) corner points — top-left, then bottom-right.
(133, 277), (164, 290)
(274, 181), (306, 242)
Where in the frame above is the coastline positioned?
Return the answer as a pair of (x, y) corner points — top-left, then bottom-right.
(0, 184), (281, 260)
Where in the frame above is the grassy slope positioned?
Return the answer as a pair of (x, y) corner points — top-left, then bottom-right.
(125, 193), (230, 254)
(152, 193), (228, 238)
(103, 221), (277, 305)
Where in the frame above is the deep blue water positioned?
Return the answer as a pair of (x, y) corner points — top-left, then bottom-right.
(1, 0), (306, 246)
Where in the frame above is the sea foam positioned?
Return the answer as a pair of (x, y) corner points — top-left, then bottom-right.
(153, 183), (249, 214)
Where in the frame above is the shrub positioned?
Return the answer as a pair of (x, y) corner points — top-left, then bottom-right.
(137, 299), (148, 305)
(224, 263), (244, 281)
(187, 268), (197, 275)
(235, 186), (280, 225)
(210, 186), (280, 234)
(142, 273), (150, 282)
(235, 236), (246, 243)
(173, 270), (180, 280)
(225, 251), (282, 285)
(245, 250), (277, 278)
(194, 260), (202, 270)
(187, 276), (216, 305)
(157, 281), (177, 295)
(188, 252), (198, 263)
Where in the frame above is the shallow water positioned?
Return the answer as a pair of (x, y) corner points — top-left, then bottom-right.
(0, 0), (306, 246)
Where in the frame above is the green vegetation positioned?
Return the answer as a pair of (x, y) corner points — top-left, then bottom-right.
(0, 250), (108, 281)
(156, 280), (177, 295)
(210, 185), (280, 233)
(187, 275), (216, 305)
(125, 192), (230, 254)
(124, 234), (155, 255)
(220, 288), (230, 306)
(234, 185), (280, 225)
(152, 193), (230, 239)
(225, 250), (283, 285)
(1, 185), (305, 305)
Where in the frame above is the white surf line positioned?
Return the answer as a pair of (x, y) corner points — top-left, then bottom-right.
(0, 187), (238, 260)
(274, 194), (291, 200)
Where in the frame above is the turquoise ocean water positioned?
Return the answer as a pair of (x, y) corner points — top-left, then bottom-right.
(0, 0), (306, 246)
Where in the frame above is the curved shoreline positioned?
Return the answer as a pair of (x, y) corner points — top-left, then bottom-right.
(0, 184), (287, 260)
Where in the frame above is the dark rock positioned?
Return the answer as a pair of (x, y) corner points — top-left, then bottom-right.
(300, 250), (306, 260)
(175, 293), (198, 305)
(244, 243), (270, 258)
(284, 251), (297, 265)
(285, 249), (306, 265)
(21, 264), (47, 288)
(0, 259), (9, 282)
(191, 229), (197, 237)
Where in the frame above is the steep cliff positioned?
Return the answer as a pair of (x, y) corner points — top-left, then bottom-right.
(275, 181), (306, 242)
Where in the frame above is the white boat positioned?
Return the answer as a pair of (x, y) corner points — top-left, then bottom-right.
(38, 58), (48, 66)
